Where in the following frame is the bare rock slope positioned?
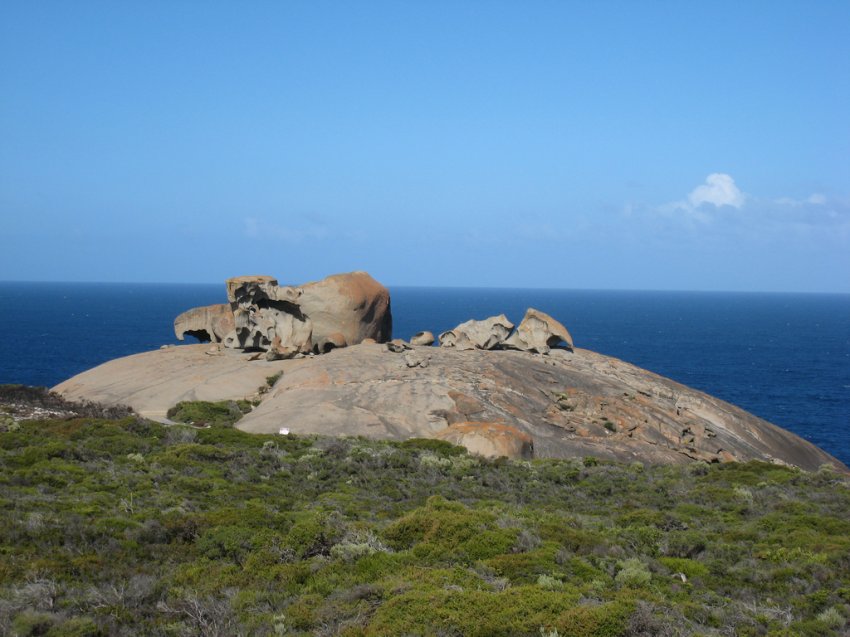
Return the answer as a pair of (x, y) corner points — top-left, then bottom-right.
(54, 342), (846, 472)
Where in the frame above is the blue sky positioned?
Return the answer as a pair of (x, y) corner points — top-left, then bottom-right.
(1, 1), (848, 291)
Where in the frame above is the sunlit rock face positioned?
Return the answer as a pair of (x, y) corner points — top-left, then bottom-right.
(439, 315), (515, 350)
(504, 308), (573, 354)
(57, 272), (846, 472)
(53, 341), (849, 473)
(174, 304), (235, 343)
(173, 271), (392, 359)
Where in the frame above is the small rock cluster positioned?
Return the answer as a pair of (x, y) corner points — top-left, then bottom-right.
(402, 308), (573, 355)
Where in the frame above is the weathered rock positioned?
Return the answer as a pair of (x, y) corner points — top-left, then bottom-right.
(318, 331), (347, 353)
(174, 304), (235, 343)
(298, 271), (392, 351)
(403, 351), (430, 368)
(432, 422), (533, 459)
(222, 275), (312, 356)
(176, 272), (392, 359)
(53, 343), (849, 473)
(386, 339), (411, 353)
(410, 331), (435, 346)
(504, 308), (573, 354)
(439, 315), (514, 350)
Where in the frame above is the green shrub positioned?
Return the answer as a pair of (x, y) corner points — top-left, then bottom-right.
(816, 606), (846, 630)
(166, 400), (253, 428)
(2, 407), (850, 636)
(12, 611), (57, 636)
(399, 438), (467, 456)
(658, 556), (709, 579)
(614, 558), (652, 588)
(382, 496), (517, 563)
(537, 574), (565, 590)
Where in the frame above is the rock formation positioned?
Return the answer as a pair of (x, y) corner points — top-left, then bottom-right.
(173, 271), (391, 359)
(433, 422), (534, 459)
(54, 342), (848, 473)
(439, 315), (515, 350)
(298, 271), (392, 352)
(504, 308), (574, 353)
(174, 304), (235, 343)
(410, 331), (435, 346)
(223, 275), (313, 356)
(54, 271), (847, 472)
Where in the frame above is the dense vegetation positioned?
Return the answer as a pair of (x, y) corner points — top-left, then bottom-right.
(1, 398), (849, 636)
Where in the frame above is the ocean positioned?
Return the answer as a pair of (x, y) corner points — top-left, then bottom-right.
(1, 282), (848, 466)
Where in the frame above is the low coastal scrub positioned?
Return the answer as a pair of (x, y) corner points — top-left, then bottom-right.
(1, 410), (849, 635)
(166, 400), (254, 428)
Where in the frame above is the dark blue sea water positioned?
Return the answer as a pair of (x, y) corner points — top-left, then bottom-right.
(0, 282), (847, 466)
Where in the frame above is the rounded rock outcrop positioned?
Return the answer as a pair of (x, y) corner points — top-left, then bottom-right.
(504, 308), (574, 353)
(439, 315), (514, 350)
(410, 331), (435, 346)
(298, 271), (392, 350)
(431, 421), (534, 459)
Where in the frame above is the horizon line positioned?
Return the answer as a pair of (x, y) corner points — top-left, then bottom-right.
(1, 279), (848, 296)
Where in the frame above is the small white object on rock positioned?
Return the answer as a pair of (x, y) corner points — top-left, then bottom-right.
(278, 427), (290, 435)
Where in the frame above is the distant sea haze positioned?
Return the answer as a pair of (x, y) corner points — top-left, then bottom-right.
(0, 282), (847, 466)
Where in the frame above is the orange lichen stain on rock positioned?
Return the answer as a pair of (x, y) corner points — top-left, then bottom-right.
(431, 421), (533, 459)
(448, 391), (487, 417)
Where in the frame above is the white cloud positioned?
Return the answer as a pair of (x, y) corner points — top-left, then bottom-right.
(687, 173), (745, 209)
(650, 173), (747, 223)
(640, 176), (850, 241)
(774, 193), (827, 207)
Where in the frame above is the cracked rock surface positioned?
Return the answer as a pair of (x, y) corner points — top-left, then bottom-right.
(53, 342), (847, 472)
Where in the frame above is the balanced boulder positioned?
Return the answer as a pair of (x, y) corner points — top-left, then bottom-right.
(298, 271), (392, 353)
(439, 315), (514, 350)
(504, 308), (574, 354)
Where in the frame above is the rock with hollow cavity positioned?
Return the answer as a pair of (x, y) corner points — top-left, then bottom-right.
(504, 308), (574, 354)
(174, 304), (235, 343)
(410, 331), (435, 346)
(439, 315), (514, 350)
(222, 275), (312, 356)
(433, 422), (534, 459)
(175, 272), (391, 359)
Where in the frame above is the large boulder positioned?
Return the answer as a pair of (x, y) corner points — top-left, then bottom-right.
(174, 272), (392, 359)
(174, 304), (235, 343)
(439, 315), (514, 350)
(504, 308), (573, 354)
(431, 421), (534, 459)
(298, 271), (392, 353)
